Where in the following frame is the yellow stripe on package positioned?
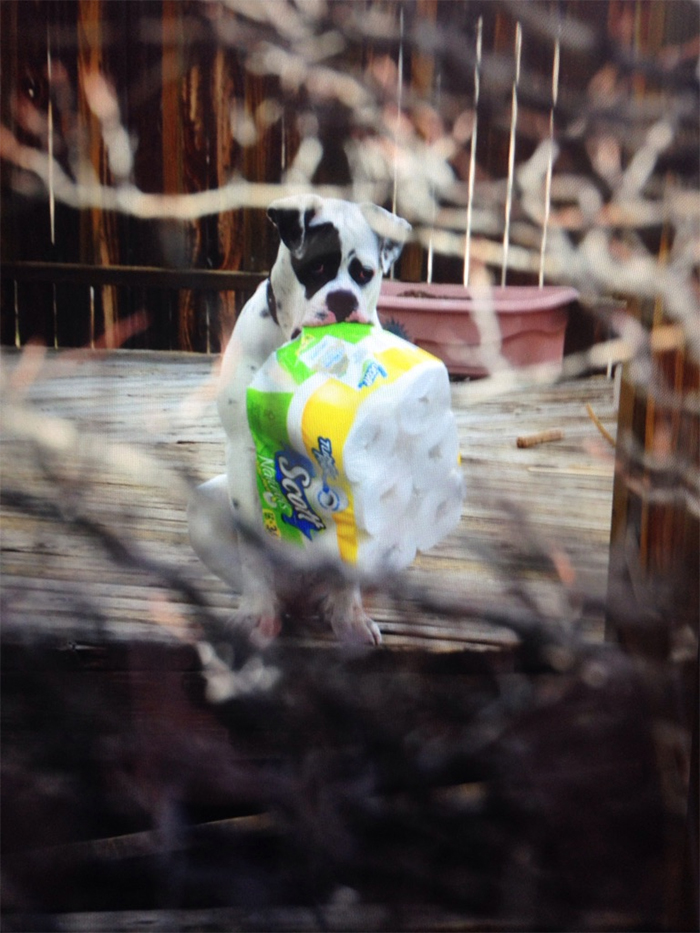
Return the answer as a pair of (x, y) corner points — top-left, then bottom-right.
(246, 323), (463, 571)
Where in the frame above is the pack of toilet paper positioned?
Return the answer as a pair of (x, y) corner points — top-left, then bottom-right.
(246, 323), (463, 571)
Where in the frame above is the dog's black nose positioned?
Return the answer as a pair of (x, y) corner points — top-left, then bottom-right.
(326, 290), (358, 323)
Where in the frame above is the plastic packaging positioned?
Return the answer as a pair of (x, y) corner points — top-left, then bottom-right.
(246, 323), (463, 571)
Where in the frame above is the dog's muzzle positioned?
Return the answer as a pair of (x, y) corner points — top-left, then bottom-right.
(326, 290), (358, 322)
(303, 289), (371, 328)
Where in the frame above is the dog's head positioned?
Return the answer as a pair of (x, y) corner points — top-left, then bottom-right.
(266, 195), (412, 340)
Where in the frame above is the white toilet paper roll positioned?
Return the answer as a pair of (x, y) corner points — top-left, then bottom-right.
(358, 526), (417, 572)
(408, 412), (460, 491)
(352, 468), (413, 536)
(413, 469), (464, 552)
(395, 363), (451, 436)
(343, 395), (399, 482)
(413, 406), (454, 449)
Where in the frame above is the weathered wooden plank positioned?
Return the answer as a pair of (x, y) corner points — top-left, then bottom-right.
(3, 262), (267, 292)
(1, 349), (616, 649)
(47, 905), (540, 933)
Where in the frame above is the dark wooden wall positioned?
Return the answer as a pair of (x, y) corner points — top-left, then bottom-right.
(1, 0), (295, 351)
(0, 0), (694, 351)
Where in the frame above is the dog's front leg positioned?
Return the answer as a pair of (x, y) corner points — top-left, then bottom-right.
(320, 584), (382, 646)
(216, 299), (285, 646)
(223, 429), (283, 645)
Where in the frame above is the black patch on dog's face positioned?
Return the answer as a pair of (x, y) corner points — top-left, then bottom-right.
(291, 223), (342, 299)
(349, 256), (375, 286)
(268, 206), (316, 254)
(265, 280), (279, 324)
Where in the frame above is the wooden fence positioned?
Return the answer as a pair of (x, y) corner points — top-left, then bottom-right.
(1, 0), (685, 352)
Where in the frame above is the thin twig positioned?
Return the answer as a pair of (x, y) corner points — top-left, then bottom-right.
(586, 403), (616, 448)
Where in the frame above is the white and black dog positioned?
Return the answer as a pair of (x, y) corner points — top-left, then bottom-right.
(188, 195), (412, 646)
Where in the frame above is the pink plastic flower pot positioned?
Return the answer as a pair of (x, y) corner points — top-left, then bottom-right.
(378, 282), (579, 377)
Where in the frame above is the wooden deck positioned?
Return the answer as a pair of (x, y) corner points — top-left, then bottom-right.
(1, 348), (618, 652)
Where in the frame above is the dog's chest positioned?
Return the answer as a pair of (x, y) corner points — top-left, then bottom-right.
(217, 283), (282, 441)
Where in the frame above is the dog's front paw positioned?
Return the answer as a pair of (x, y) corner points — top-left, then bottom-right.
(227, 598), (282, 648)
(321, 590), (382, 646)
(346, 612), (382, 646)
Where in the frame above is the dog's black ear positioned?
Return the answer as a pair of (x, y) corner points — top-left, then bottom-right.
(360, 203), (412, 274)
(267, 195), (323, 257)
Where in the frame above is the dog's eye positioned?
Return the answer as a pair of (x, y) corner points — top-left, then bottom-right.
(350, 260), (374, 286)
(293, 243), (341, 297)
(306, 260), (328, 281)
